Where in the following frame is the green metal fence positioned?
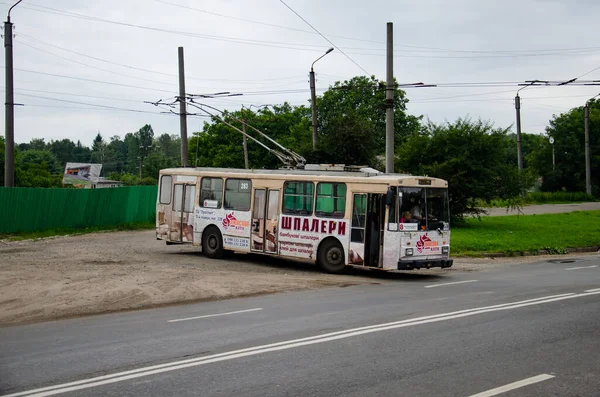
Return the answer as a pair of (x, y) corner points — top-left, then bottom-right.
(0, 186), (157, 233)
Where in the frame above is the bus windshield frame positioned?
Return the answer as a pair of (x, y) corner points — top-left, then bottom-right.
(390, 186), (450, 231)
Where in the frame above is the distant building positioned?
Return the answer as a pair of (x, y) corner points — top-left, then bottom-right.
(88, 178), (124, 189)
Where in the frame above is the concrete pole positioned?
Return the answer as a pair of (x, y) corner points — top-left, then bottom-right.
(4, 18), (14, 186)
(584, 103), (591, 195)
(515, 94), (523, 172)
(385, 22), (394, 174)
(309, 69), (317, 150)
(178, 47), (189, 167)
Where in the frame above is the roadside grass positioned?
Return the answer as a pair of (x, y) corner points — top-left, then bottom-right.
(0, 221), (155, 241)
(452, 211), (600, 256)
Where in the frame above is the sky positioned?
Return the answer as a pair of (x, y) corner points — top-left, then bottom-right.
(2, 0), (600, 148)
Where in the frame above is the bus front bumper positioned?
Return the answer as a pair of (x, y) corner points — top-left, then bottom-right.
(397, 258), (453, 270)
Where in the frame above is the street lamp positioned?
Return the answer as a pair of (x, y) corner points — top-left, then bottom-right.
(309, 47), (334, 150)
(584, 93), (599, 195)
(4, 0), (23, 187)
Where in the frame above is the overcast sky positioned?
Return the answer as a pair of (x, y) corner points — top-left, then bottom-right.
(2, 0), (600, 147)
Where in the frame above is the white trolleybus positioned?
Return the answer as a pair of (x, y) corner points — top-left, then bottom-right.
(156, 164), (453, 273)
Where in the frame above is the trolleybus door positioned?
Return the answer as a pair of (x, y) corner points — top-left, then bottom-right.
(170, 183), (196, 243)
(251, 188), (280, 254)
(350, 193), (384, 267)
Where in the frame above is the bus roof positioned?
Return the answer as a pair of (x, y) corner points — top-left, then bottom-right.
(159, 167), (448, 188)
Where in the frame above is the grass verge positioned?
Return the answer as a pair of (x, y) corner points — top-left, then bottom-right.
(0, 221), (155, 241)
(452, 211), (600, 256)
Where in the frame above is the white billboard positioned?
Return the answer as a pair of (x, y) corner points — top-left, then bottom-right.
(62, 163), (102, 185)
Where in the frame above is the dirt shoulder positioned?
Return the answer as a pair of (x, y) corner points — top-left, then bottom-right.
(1, 230), (597, 327)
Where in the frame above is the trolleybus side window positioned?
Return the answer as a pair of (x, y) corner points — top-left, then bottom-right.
(200, 177), (223, 208)
(351, 194), (367, 243)
(282, 181), (314, 215)
(224, 179), (252, 211)
(315, 182), (346, 218)
(159, 175), (172, 204)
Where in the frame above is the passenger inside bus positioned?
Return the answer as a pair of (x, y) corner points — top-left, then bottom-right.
(410, 199), (425, 222)
(400, 211), (415, 223)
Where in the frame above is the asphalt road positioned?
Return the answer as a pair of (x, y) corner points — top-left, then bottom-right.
(1, 254), (599, 397)
(483, 201), (600, 216)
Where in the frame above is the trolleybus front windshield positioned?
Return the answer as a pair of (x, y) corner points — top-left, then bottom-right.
(396, 187), (450, 231)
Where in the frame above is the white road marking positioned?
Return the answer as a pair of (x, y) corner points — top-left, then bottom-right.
(424, 279), (478, 288)
(168, 308), (263, 323)
(467, 373), (555, 397)
(585, 287), (600, 293)
(565, 265), (597, 271)
(7, 291), (600, 397)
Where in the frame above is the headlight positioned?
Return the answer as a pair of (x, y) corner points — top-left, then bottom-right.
(406, 248), (413, 256)
(442, 246), (449, 254)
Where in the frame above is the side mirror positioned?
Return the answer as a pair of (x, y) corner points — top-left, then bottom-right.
(385, 189), (394, 206)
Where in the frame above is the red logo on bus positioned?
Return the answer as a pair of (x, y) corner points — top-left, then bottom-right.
(416, 233), (439, 253)
(416, 234), (431, 253)
(222, 212), (236, 229)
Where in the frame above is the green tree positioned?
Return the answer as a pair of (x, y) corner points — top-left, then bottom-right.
(157, 133), (181, 162)
(90, 133), (107, 169)
(124, 132), (141, 175)
(319, 111), (377, 165)
(48, 138), (77, 169)
(189, 103), (311, 169)
(538, 99), (600, 195)
(396, 118), (530, 219)
(142, 152), (176, 181)
(317, 75), (421, 164)
(73, 140), (92, 163)
(15, 149), (62, 187)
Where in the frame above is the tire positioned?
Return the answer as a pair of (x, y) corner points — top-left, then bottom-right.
(202, 226), (224, 259)
(318, 239), (346, 274)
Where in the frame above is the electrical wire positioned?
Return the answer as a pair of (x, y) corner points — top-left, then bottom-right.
(17, 40), (176, 87)
(14, 3), (335, 52)
(278, 0), (370, 76)
(4, 66), (177, 94)
(18, 33), (309, 85)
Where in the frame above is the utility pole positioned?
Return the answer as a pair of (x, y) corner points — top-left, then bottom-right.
(178, 47), (189, 167)
(584, 102), (591, 195)
(514, 94), (524, 172)
(309, 48), (334, 150)
(385, 22), (394, 174)
(4, 1), (21, 187)
(309, 69), (318, 150)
